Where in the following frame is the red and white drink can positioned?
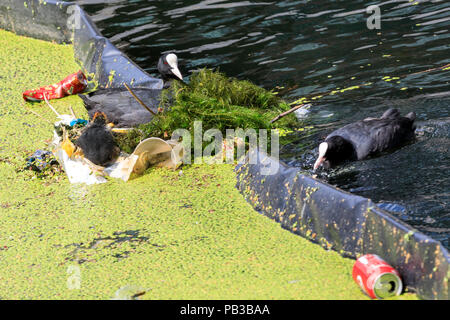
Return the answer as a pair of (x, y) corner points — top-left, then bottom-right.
(352, 254), (403, 299)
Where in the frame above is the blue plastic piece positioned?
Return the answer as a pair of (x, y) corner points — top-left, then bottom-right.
(69, 119), (88, 127)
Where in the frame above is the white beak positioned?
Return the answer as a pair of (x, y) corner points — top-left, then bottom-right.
(313, 142), (328, 171)
(313, 156), (326, 171)
(166, 53), (183, 81)
(171, 65), (183, 81)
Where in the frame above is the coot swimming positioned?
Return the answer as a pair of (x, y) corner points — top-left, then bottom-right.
(313, 108), (416, 170)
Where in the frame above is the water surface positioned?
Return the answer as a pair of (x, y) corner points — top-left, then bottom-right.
(75, 0), (450, 248)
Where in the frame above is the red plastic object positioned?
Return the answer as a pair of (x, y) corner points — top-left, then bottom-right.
(23, 70), (87, 102)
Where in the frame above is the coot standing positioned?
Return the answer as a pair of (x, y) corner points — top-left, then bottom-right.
(314, 108), (416, 170)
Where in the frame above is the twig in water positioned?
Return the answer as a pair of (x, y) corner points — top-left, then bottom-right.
(270, 104), (310, 123)
(410, 63), (450, 76)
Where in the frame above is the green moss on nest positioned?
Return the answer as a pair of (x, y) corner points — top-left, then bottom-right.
(114, 69), (300, 153)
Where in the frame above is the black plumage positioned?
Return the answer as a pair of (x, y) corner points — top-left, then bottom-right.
(79, 53), (183, 127)
(314, 108), (416, 170)
(75, 112), (120, 166)
(79, 88), (161, 127)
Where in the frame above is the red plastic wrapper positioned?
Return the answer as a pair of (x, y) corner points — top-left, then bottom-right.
(23, 70), (87, 102)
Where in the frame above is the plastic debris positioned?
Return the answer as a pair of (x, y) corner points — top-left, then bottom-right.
(25, 149), (58, 172)
(23, 70), (87, 102)
(54, 148), (107, 185)
(69, 119), (89, 127)
(131, 137), (184, 175)
(52, 127), (184, 184)
(103, 153), (139, 182)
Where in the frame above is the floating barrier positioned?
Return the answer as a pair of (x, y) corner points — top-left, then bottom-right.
(235, 150), (448, 300)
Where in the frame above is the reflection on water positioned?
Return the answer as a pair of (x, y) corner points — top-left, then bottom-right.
(75, 0), (450, 248)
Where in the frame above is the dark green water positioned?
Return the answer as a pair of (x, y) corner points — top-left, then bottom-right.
(75, 0), (449, 248)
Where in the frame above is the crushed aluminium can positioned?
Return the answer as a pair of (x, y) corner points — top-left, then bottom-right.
(23, 70), (87, 102)
(352, 254), (403, 299)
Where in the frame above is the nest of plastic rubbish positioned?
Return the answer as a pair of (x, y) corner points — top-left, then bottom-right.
(49, 113), (184, 185)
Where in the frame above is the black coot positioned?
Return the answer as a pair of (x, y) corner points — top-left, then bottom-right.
(79, 53), (183, 127)
(314, 108), (416, 170)
(157, 53), (184, 86)
(79, 87), (161, 127)
(75, 112), (120, 166)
